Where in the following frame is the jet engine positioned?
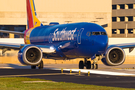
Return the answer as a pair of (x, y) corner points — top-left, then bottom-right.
(18, 45), (43, 65)
(101, 47), (125, 66)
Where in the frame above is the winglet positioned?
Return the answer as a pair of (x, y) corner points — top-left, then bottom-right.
(26, 0), (43, 29)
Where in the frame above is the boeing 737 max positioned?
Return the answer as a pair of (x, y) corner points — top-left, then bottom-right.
(0, 0), (135, 69)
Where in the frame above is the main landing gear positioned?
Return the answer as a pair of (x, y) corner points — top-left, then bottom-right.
(31, 60), (44, 69)
(79, 56), (102, 69)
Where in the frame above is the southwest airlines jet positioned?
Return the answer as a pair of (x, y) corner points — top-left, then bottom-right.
(0, 0), (134, 69)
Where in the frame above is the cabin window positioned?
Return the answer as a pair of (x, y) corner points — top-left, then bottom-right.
(86, 32), (91, 36)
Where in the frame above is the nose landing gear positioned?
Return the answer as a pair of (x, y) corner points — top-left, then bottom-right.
(79, 55), (102, 69)
(91, 56), (99, 69)
(91, 63), (98, 69)
(79, 58), (91, 69)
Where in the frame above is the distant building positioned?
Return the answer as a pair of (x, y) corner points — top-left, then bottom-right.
(112, 0), (135, 37)
(0, 0), (111, 38)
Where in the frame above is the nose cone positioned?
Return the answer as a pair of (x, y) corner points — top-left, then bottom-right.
(95, 36), (108, 54)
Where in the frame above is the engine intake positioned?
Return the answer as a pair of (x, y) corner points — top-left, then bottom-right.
(18, 45), (42, 65)
(101, 47), (125, 66)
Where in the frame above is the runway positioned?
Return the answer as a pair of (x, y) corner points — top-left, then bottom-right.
(0, 64), (135, 88)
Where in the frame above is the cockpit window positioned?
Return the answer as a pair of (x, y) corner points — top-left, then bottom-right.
(101, 32), (107, 35)
(92, 32), (100, 35)
(92, 32), (107, 35)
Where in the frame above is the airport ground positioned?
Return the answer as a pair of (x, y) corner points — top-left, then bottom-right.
(0, 63), (135, 88)
(1, 46), (135, 88)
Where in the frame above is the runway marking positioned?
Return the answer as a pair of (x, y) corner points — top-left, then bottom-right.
(23, 81), (56, 83)
(0, 67), (13, 69)
(1, 66), (135, 76)
(53, 68), (135, 76)
(86, 81), (135, 84)
(118, 69), (135, 71)
(0, 73), (86, 78)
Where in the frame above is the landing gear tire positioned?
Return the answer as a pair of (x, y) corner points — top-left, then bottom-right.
(86, 61), (91, 69)
(31, 65), (36, 69)
(38, 60), (43, 69)
(79, 61), (84, 69)
(95, 64), (98, 69)
(91, 64), (94, 69)
(92, 64), (98, 69)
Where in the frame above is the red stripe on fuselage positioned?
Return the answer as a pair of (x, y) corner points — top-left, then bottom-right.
(24, 29), (29, 44)
(27, 0), (34, 29)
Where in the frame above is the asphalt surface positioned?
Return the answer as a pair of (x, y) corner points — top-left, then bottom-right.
(0, 64), (135, 88)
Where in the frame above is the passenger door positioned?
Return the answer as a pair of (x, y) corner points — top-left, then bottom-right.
(77, 28), (84, 44)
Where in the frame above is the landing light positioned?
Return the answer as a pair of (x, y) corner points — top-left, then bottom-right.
(50, 46), (55, 50)
(59, 45), (62, 48)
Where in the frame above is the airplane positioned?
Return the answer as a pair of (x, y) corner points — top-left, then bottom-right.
(0, 0), (134, 69)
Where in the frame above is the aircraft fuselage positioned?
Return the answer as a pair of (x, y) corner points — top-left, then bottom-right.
(24, 22), (108, 59)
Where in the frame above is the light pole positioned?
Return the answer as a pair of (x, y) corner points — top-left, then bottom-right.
(125, 22), (128, 38)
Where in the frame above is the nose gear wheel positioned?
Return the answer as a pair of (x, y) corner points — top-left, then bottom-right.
(92, 64), (98, 69)
(78, 56), (101, 69)
(79, 59), (92, 69)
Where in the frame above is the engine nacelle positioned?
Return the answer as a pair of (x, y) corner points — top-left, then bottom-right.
(101, 47), (125, 66)
(18, 45), (43, 65)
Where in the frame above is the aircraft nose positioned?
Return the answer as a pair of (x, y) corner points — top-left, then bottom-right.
(96, 36), (108, 54)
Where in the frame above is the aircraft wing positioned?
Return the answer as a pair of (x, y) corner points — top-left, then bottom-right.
(108, 43), (135, 53)
(0, 30), (24, 35)
(0, 43), (56, 54)
(101, 24), (108, 28)
(0, 43), (22, 54)
(0, 43), (21, 50)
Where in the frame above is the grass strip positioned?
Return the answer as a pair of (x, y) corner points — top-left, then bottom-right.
(0, 77), (134, 90)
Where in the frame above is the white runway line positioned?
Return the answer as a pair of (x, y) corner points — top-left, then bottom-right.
(0, 66), (135, 76)
(0, 67), (13, 69)
(53, 68), (135, 76)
